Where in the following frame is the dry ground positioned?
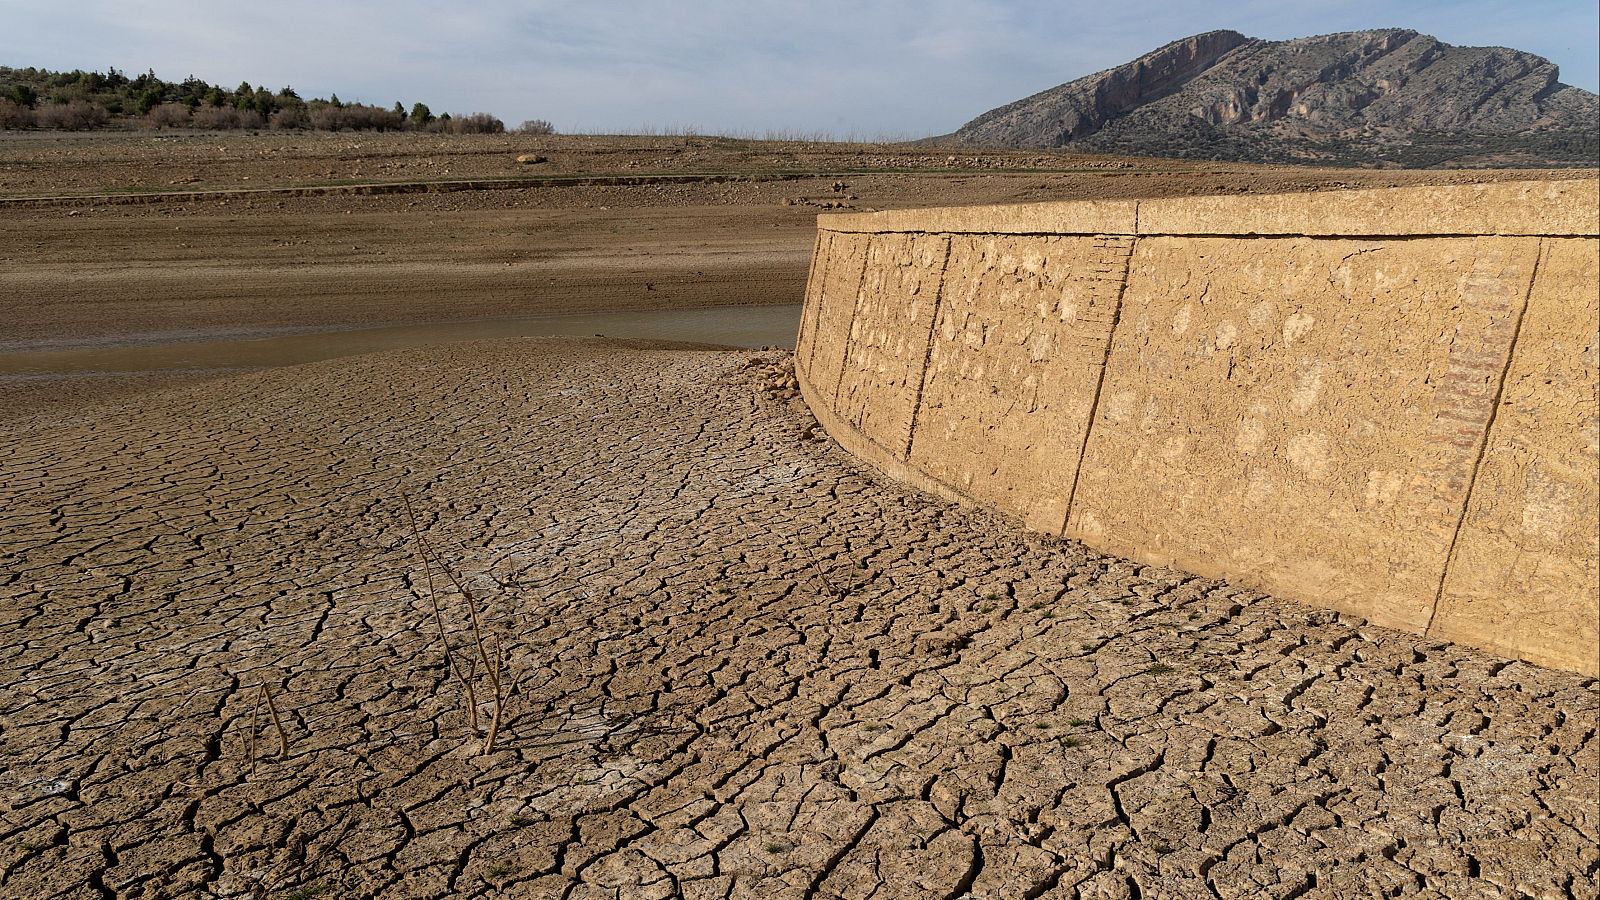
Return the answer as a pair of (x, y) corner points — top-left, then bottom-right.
(1, 340), (1596, 899)
(2, 133), (1582, 352)
(3, 135), (1596, 899)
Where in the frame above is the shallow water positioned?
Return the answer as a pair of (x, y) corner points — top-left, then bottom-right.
(0, 304), (803, 379)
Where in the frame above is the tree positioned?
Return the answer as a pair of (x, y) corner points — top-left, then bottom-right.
(392, 101), (406, 121)
(136, 87), (165, 115)
(409, 102), (432, 125)
(9, 84), (37, 108)
(252, 88), (275, 117)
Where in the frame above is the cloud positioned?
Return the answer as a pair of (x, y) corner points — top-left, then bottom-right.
(3, 0), (1595, 136)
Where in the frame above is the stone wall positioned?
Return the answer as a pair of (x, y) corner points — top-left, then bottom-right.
(796, 179), (1599, 675)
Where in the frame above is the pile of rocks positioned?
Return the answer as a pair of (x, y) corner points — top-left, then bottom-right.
(739, 351), (799, 400)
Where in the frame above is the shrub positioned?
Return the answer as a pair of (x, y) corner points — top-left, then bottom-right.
(308, 105), (344, 131)
(0, 98), (32, 129)
(192, 105), (241, 129)
(346, 104), (402, 130)
(447, 112), (505, 134)
(270, 107), (307, 129)
(514, 118), (555, 135)
(145, 101), (191, 129)
(34, 100), (107, 130)
(309, 103), (402, 131)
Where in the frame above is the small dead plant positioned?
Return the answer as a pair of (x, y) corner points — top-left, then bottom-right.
(402, 492), (509, 754)
(246, 683), (290, 772)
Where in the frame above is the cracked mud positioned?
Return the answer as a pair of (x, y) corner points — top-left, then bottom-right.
(2, 339), (1595, 899)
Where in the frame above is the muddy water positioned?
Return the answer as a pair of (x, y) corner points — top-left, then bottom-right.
(0, 304), (803, 380)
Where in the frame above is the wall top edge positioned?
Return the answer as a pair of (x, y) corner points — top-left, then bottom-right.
(817, 178), (1599, 238)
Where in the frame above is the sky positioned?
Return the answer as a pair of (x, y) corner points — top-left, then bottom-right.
(4, 1), (1597, 136)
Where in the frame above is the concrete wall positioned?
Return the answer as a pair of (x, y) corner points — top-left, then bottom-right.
(796, 179), (1599, 675)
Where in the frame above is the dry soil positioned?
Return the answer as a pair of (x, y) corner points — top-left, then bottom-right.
(2, 134), (1595, 899)
(2, 340), (1595, 900)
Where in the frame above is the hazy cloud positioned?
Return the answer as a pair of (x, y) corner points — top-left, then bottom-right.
(5, 0), (1595, 135)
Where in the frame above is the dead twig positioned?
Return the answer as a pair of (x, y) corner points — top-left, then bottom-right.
(401, 491), (510, 754)
(801, 542), (846, 600)
(402, 491), (480, 732)
(245, 683), (290, 772)
(246, 685), (263, 773)
(262, 684), (290, 759)
(483, 636), (505, 754)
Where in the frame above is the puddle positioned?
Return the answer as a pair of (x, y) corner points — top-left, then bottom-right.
(0, 304), (803, 378)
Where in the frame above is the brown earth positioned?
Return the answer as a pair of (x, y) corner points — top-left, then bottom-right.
(2, 339), (1595, 900)
(3, 135), (1596, 898)
(0, 132), (1582, 355)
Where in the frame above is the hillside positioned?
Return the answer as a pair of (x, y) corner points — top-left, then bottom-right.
(951, 29), (1599, 167)
(0, 65), (513, 133)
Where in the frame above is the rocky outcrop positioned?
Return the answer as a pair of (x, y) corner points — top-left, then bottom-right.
(959, 30), (1252, 146)
(951, 29), (1599, 167)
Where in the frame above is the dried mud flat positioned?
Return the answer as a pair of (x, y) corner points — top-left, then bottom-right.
(1, 339), (1595, 900)
(4, 132), (1582, 353)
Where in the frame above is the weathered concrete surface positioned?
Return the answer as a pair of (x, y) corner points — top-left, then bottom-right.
(796, 231), (869, 404)
(798, 179), (1599, 674)
(820, 199), (1137, 236)
(3, 339), (1596, 898)
(834, 234), (948, 455)
(821, 178), (1599, 237)
(910, 235), (1130, 533)
(1069, 235), (1538, 636)
(1433, 238), (1600, 673)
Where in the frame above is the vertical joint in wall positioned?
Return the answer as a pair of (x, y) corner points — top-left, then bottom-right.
(1059, 232), (1138, 537)
(827, 236), (874, 408)
(1424, 236), (1546, 635)
(903, 236), (954, 460)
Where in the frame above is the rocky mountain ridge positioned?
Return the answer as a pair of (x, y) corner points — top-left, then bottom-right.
(951, 29), (1598, 167)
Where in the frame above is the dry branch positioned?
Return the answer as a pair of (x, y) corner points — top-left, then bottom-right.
(401, 491), (511, 754)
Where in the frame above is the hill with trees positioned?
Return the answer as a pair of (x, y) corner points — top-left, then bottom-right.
(0, 65), (548, 134)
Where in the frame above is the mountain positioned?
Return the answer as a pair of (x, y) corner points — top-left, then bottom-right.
(949, 29), (1599, 167)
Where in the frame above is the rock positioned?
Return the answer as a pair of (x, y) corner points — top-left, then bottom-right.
(516, 154), (548, 165)
(950, 29), (1598, 166)
(914, 630), (967, 656)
